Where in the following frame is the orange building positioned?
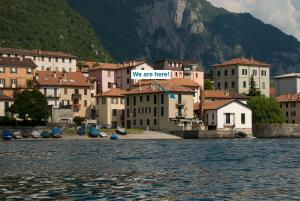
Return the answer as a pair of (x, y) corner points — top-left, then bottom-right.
(0, 57), (37, 98)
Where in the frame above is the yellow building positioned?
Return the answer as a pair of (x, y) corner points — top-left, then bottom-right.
(124, 81), (195, 132)
(34, 71), (93, 122)
(0, 56), (36, 98)
(95, 88), (126, 128)
(277, 93), (300, 124)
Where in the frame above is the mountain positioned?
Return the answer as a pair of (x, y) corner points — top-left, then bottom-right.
(0, 0), (112, 61)
(68, 0), (300, 75)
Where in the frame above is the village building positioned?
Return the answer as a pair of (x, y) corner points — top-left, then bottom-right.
(88, 60), (153, 93)
(34, 71), (93, 123)
(276, 93), (300, 124)
(202, 100), (252, 133)
(203, 90), (248, 104)
(213, 57), (270, 97)
(95, 88), (126, 128)
(273, 73), (300, 96)
(0, 47), (77, 72)
(124, 81), (195, 132)
(0, 95), (13, 117)
(0, 56), (37, 98)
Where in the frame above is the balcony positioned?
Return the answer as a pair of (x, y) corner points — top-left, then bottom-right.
(46, 94), (59, 99)
(59, 104), (72, 109)
(72, 94), (81, 100)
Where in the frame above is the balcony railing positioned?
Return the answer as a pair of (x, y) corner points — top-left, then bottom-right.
(59, 104), (72, 109)
(72, 94), (81, 100)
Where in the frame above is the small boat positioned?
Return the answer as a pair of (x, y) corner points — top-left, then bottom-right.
(103, 124), (111, 129)
(110, 133), (118, 140)
(116, 127), (128, 135)
(77, 126), (86, 135)
(2, 130), (13, 140)
(235, 131), (247, 138)
(21, 129), (30, 138)
(51, 127), (62, 138)
(88, 127), (99, 137)
(31, 130), (40, 138)
(41, 131), (50, 138)
(99, 131), (108, 138)
(12, 130), (22, 139)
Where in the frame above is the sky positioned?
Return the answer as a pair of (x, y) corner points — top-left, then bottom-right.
(207, 0), (300, 41)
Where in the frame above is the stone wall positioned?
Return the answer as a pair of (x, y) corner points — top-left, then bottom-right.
(198, 130), (236, 139)
(253, 124), (300, 138)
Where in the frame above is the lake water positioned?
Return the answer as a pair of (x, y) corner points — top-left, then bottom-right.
(1, 139), (300, 200)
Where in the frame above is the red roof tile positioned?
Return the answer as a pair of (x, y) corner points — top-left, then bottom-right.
(0, 57), (37, 68)
(204, 90), (248, 99)
(203, 100), (235, 110)
(213, 57), (270, 67)
(96, 88), (126, 97)
(132, 78), (200, 88)
(276, 93), (300, 102)
(88, 61), (145, 71)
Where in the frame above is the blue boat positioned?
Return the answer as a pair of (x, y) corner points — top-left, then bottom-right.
(88, 127), (99, 137)
(41, 131), (50, 138)
(77, 126), (86, 135)
(2, 129), (13, 140)
(51, 127), (62, 138)
(110, 133), (118, 140)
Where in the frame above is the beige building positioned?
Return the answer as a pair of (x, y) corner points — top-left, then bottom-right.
(277, 94), (300, 124)
(213, 57), (270, 97)
(34, 71), (93, 123)
(0, 95), (13, 117)
(124, 81), (195, 132)
(95, 88), (126, 128)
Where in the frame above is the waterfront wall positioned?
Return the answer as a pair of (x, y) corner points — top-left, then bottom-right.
(171, 130), (237, 139)
(253, 124), (300, 138)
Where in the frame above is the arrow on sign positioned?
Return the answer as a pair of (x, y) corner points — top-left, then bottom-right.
(153, 81), (176, 99)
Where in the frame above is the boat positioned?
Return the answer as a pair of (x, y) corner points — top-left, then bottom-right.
(88, 127), (99, 137)
(116, 127), (128, 135)
(21, 129), (30, 138)
(99, 131), (108, 138)
(41, 131), (50, 138)
(12, 130), (22, 139)
(51, 127), (62, 138)
(110, 133), (118, 140)
(77, 126), (86, 135)
(31, 130), (40, 138)
(2, 129), (12, 140)
(235, 131), (248, 138)
(103, 124), (111, 129)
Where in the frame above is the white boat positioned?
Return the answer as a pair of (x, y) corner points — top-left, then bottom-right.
(13, 130), (22, 139)
(99, 132), (108, 138)
(31, 130), (40, 138)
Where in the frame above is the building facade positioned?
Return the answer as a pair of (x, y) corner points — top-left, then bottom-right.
(273, 73), (300, 96)
(124, 81), (195, 132)
(34, 71), (93, 122)
(203, 90), (248, 104)
(95, 88), (126, 128)
(203, 100), (252, 133)
(0, 47), (76, 72)
(213, 57), (270, 97)
(0, 95), (13, 117)
(276, 93), (300, 124)
(0, 57), (37, 98)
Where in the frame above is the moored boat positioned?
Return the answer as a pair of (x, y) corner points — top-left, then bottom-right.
(12, 130), (22, 139)
(2, 129), (13, 140)
(116, 127), (127, 135)
(110, 133), (118, 140)
(77, 126), (86, 135)
(88, 127), (99, 137)
(99, 131), (108, 138)
(51, 127), (62, 138)
(31, 130), (40, 138)
(41, 131), (50, 138)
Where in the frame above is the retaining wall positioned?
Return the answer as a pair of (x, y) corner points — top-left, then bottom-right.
(253, 124), (300, 138)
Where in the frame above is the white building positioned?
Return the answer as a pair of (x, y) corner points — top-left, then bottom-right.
(0, 47), (77, 72)
(203, 100), (252, 133)
(273, 73), (300, 96)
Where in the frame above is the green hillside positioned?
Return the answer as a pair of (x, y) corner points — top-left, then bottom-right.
(0, 0), (112, 61)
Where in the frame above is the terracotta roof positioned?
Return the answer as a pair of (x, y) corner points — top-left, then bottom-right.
(35, 71), (92, 87)
(0, 94), (14, 100)
(88, 60), (145, 71)
(273, 73), (300, 79)
(276, 93), (300, 102)
(0, 57), (37, 68)
(203, 100), (235, 110)
(96, 88), (126, 97)
(0, 47), (76, 59)
(213, 57), (270, 67)
(125, 80), (194, 95)
(204, 90), (248, 99)
(132, 78), (200, 88)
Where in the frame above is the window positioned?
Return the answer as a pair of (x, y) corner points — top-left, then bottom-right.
(262, 82), (266, 89)
(161, 94), (164, 104)
(0, 78), (5, 87)
(141, 108), (144, 114)
(161, 107), (164, 116)
(293, 120), (295, 124)
(291, 102), (296, 107)
(69, 59), (72, 63)
(41, 57), (44, 62)
(133, 96), (136, 105)
(196, 73), (198, 77)
(11, 79), (17, 87)
(140, 119), (143, 126)
(111, 98), (118, 104)
(96, 97), (99, 105)
(176, 72), (178, 77)
(253, 70), (257, 76)
(231, 69), (235, 76)
(224, 70), (228, 76)
(140, 96), (143, 102)
(147, 119), (150, 126)
(11, 67), (17, 74)
(147, 95), (150, 101)
(154, 107), (157, 116)
(154, 119), (157, 125)
(84, 89), (87, 95)
(55, 58), (58, 62)
(149, 107), (151, 113)
(133, 120), (136, 126)
(126, 97), (130, 106)
(286, 103), (289, 108)
(48, 57), (51, 62)
(108, 71), (111, 77)
(225, 113), (231, 124)
(133, 108), (136, 117)
(112, 109), (117, 116)
(212, 113), (215, 121)
(0, 67), (4, 73)
(64, 88), (67, 95)
(62, 58), (65, 63)
(261, 70), (267, 76)
(84, 100), (87, 107)
(127, 109), (130, 118)
(138, 108), (140, 114)
(154, 95), (157, 104)
(242, 69), (247, 75)
(280, 104), (282, 108)
(292, 111), (297, 117)
(102, 97), (106, 104)
(231, 81), (235, 89)
(243, 81), (247, 88)
(127, 78), (130, 84)
(217, 70), (221, 77)
(241, 113), (245, 124)
(33, 56), (36, 61)
(127, 69), (130, 74)
(27, 68), (32, 74)
(224, 82), (228, 89)
(286, 112), (288, 117)
(217, 82), (221, 89)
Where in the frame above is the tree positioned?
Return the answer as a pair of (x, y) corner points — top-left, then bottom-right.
(10, 90), (50, 121)
(73, 116), (86, 125)
(204, 79), (214, 90)
(248, 96), (284, 124)
(247, 75), (261, 96)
